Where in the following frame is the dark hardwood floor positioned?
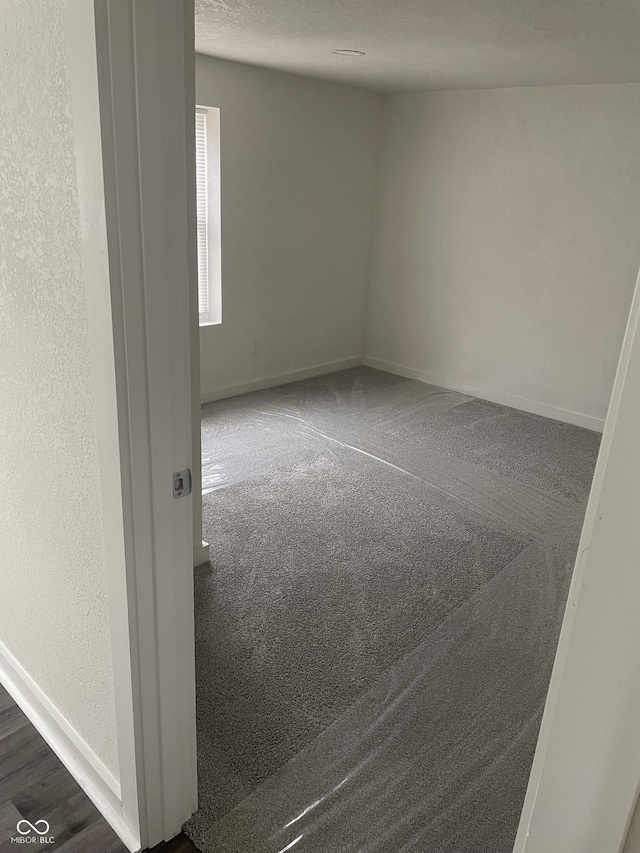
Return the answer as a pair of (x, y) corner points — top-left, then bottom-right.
(0, 684), (198, 852)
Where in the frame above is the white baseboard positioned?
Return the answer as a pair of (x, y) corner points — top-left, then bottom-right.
(363, 356), (605, 433)
(201, 357), (363, 404)
(194, 539), (210, 567)
(0, 640), (140, 852)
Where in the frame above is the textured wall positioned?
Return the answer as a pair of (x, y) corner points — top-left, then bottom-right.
(0, 0), (118, 776)
(366, 84), (640, 422)
(196, 54), (382, 397)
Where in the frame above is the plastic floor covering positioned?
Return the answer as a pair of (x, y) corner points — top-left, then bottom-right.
(186, 367), (600, 853)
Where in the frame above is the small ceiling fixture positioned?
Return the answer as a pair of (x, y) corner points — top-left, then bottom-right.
(332, 49), (365, 57)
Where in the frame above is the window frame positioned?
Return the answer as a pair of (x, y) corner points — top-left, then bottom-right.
(195, 105), (222, 326)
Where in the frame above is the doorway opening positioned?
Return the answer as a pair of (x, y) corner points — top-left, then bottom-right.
(185, 15), (640, 853)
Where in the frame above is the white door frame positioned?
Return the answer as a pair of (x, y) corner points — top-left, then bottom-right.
(92, 1), (198, 847)
(514, 263), (640, 853)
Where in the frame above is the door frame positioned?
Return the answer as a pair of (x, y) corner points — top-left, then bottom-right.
(92, 1), (199, 847)
(514, 263), (640, 853)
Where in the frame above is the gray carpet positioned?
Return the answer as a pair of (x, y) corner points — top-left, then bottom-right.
(186, 367), (600, 853)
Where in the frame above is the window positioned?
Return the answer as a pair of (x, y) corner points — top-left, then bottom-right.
(195, 106), (222, 325)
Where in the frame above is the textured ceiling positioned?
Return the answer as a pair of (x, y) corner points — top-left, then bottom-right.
(195, 0), (640, 93)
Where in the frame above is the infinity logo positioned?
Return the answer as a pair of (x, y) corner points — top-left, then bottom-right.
(16, 819), (50, 836)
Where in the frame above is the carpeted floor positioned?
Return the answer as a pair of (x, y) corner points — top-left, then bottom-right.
(186, 367), (600, 853)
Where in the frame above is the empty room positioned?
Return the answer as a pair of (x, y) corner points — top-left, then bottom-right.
(3, 2), (640, 853)
(189, 2), (640, 852)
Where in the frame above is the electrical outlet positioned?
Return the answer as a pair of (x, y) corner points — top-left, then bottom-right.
(251, 336), (261, 354)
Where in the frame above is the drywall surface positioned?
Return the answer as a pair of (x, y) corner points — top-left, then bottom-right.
(0, 0), (118, 777)
(366, 85), (640, 423)
(196, 54), (381, 397)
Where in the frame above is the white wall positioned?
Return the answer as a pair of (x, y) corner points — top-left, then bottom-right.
(0, 0), (118, 778)
(196, 54), (382, 398)
(366, 85), (640, 425)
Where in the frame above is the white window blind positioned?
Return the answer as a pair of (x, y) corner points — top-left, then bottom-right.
(195, 109), (210, 323)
